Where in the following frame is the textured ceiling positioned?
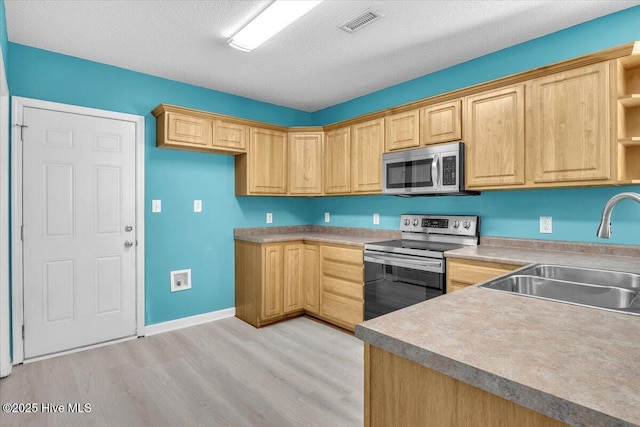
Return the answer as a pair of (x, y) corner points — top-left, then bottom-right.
(5, 0), (640, 112)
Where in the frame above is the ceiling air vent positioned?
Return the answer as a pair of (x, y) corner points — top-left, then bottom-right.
(339, 8), (382, 33)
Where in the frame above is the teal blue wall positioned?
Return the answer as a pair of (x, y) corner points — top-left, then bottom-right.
(312, 5), (640, 125)
(5, 5), (640, 329)
(8, 44), (314, 325)
(307, 5), (640, 247)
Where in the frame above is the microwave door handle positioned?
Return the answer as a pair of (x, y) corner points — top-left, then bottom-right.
(432, 154), (440, 189)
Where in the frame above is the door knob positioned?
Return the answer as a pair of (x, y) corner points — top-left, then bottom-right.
(124, 240), (134, 248)
(125, 225), (133, 232)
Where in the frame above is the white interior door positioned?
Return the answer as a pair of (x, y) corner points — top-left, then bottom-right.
(22, 107), (137, 359)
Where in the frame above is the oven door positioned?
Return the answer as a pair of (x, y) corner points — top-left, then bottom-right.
(364, 252), (445, 320)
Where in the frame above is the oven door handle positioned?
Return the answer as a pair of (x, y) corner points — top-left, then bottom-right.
(364, 253), (443, 273)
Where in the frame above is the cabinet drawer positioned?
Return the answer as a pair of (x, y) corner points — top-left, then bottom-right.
(322, 259), (363, 284)
(321, 292), (363, 330)
(322, 245), (363, 265)
(322, 276), (363, 301)
(447, 259), (521, 291)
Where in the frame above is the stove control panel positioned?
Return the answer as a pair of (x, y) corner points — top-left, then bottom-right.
(399, 214), (479, 237)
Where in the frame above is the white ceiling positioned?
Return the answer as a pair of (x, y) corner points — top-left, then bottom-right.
(5, 1), (640, 112)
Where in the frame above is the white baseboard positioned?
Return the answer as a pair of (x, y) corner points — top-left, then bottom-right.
(144, 307), (236, 336)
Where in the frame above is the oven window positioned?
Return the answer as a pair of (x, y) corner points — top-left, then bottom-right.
(386, 159), (433, 188)
(364, 261), (444, 320)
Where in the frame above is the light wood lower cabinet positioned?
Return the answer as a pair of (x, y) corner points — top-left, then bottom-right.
(446, 258), (522, 293)
(236, 241), (304, 327)
(320, 244), (364, 330)
(303, 243), (321, 315)
(365, 344), (568, 427)
(235, 240), (363, 330)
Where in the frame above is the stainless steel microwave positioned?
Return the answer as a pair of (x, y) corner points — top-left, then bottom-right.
(382, 142), (478, 196)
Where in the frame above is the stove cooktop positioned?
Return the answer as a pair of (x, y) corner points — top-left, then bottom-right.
(366, 239), (464, 253)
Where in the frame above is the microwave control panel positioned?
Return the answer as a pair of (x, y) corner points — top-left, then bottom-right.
(442, 156), (457, 186)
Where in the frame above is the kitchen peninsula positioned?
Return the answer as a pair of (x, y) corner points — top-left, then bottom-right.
(356, 240), (640, 427)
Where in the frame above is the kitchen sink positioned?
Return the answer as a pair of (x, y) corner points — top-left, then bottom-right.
(479, 264), (640, 315)
(520, 264), (640, 289)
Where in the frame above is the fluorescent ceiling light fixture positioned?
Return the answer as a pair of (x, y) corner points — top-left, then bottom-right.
(228, 0), (323, 52)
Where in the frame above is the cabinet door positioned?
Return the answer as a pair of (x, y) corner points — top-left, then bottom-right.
(351, 119), (384, 193)
(262, 244), (284, 320)
(166, 111), (212, 149)
(283, 243), (304, 314)
(530, 63), (610, 183)
(303, 244), (320, 315)
(420, 100), (462, 145)
(213, 120), (247, 152)
(249, 127), (288, 194)
(324, 127), (351, 194)
(288, 132), (323, 194)
(385, 110), (420, 152)
(465, 85), (526, 188)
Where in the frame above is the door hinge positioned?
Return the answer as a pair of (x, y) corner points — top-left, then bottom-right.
(15, 124), (28, 142)
(21, 324), (25, 339)
(21, 225), (24, 241)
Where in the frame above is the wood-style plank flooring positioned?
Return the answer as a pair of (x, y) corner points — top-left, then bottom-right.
(0, 316), (363, 427)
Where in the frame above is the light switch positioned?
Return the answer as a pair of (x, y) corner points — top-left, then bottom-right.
(194, 200), (202, 212)
(152, 200), (161, 213)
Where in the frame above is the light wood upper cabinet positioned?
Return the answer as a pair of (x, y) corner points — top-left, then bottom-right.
(324, 127), (351, 194)
(303, 243), (320, 315)
(420, 100), (462, 145)
(465, 84), (526, 188)
(236, 127), (288, 195)
(283, 243), (304, 314)
(529, 63), (611, 184)
(262, 244), (284, 320)
(385, 110), (420, 152)
(163, 111), (213, 150)
(288, 132), (323, 195)
(351, 118), (385, 193)
(213, 120), (247, 153)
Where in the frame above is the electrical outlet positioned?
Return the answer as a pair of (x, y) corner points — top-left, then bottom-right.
(170, 269), (191, 292)
(194, 200), (202, 212)
(324, 212), (330, 223)
(266, 212), (273, 224)
(373, 213), (380, 225)
(539, 216), (553, 234)
(152, 200), (161, 213)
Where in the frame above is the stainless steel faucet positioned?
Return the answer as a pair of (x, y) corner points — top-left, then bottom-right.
(596, 192), (640, 238)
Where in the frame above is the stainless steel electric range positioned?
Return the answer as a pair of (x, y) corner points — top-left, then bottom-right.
(363, 214), (479, 320)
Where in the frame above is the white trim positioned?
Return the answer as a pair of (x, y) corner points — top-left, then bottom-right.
(0, 45), (11, 378)
(144, 308), (236, 336)
(11, 96), (145, 364)
(23, 335), (138, 364)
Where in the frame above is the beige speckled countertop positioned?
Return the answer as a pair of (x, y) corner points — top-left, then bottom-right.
(234, 225), (400, 247)
(357, 237), (640, 427)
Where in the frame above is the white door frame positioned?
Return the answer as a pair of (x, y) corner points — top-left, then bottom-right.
(11, 96), (145, 364)
(0, 49), (10, 376)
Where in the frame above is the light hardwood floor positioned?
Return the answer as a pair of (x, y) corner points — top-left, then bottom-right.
(0, 316), (363, 427)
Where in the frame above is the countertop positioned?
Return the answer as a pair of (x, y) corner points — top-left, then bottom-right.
(234, 225), (400, 247)
(357, 238), (640, 427)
